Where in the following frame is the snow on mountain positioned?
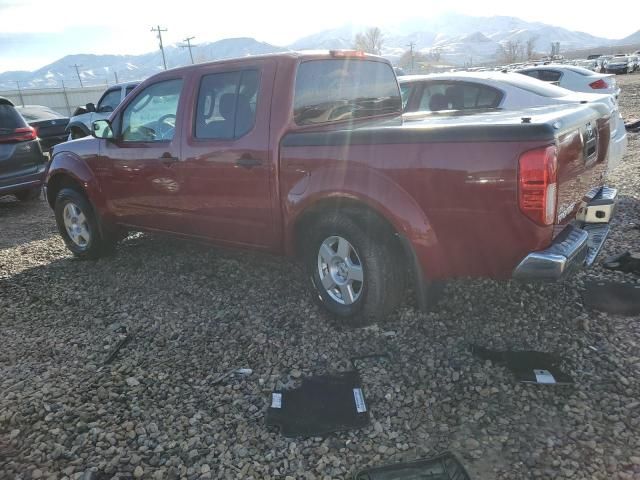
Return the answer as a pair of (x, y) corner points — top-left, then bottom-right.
(0, 15), (636, 89)
(0, 38), (286, 90)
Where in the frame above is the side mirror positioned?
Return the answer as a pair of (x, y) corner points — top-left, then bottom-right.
(86, 102), (96, 113)
(92, 119), (114, 140)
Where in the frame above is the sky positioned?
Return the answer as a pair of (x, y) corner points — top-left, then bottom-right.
(1, 0), (638, 72)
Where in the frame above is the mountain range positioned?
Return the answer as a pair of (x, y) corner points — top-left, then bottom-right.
(2, 13), (638, 90)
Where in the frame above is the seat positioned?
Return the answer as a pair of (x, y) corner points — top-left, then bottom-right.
(445, 85), (464, 110)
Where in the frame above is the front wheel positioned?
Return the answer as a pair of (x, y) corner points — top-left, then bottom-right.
(305, 215), (405, 327)
(54, 188), (114, 259)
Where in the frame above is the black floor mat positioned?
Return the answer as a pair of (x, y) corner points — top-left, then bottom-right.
(602, 252), (640, 275)
(470, 345), (573, 385)
(583, 281), (640, 315)
(265, 371), (370, 437)
(354, 452), (471, 480)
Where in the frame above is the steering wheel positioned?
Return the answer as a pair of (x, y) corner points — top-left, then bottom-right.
(156, 114), (177, 140)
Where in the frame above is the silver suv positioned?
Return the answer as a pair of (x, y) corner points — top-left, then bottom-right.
(66, 81), (139, 139)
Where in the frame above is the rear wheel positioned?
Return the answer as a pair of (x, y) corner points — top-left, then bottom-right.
(54, 188), (114, 259)
(305, 214), (405, 327)
(15, 187), (41, 202)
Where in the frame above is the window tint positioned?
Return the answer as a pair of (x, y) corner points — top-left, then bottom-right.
(0, 105), (27, 130)
(121, 79), (182, 142)
(417, 82), (502, 112)
(294, 59), (401, 125)
(194, 70), (259, 140)
(97, 89), (122, 113)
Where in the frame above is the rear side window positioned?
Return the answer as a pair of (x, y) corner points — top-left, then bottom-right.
(520, 69), (562, 82)
(399, 83), (413, 110)
(0, 104), (27, 130)
(417, 82), (502, 112)
(97, 89), (122, 113)
(194, 69), (259, 140)
(293, 59), (401, 125)
(125, 85), (137, 96)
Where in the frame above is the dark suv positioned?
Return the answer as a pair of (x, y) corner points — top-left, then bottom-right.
(0, 97), (46, 201)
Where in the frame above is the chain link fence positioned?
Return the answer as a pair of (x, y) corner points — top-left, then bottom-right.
(0, 84), (111, 116)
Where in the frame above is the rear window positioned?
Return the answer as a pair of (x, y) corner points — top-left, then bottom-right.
(504, 73), (572, 97)
(0, 104), (28, 130)
(16, 106), (63, 121)
(293, 59), (401, 126)
(563, 66), (597, 76)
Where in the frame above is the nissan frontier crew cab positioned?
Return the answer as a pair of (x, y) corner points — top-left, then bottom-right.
(45, 51), (617, 326)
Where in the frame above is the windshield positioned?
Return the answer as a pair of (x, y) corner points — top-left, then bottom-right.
(293, 59), (401, 125)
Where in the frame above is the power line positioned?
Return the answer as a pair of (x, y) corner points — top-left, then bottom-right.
(71, 64), (83, 87)
(151, 25), (168, 70)
(180, 36), (196, 64)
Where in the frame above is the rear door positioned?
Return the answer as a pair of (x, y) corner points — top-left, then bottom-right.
(177, 59), (277, 249)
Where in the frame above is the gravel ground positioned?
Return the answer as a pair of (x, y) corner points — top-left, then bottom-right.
(1, 74), (640, 480)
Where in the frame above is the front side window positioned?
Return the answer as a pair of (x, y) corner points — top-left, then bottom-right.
(194, 70), (259, 140)
(293, 59), (401, 125)
(97, 89), (122, 113)
(121, 79), (183, 142)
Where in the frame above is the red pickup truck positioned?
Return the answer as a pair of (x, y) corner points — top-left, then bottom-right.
(45, 51), (617, 326)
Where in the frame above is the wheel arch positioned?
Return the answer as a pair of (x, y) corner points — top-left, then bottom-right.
(288, 192), (440, 311)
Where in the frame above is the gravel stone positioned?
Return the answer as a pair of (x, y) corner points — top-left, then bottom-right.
(1, 74), (640, 480)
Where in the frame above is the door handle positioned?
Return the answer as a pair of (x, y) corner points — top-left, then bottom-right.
(160, 152), (179, 166)
(235, 154), (262, 169)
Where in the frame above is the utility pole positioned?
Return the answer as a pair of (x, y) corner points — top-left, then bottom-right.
(180, 36), (196, 64)
(151, 25), (168, 70)
(71, 64), (83, 87)
(114, 71), (119, 83)
(407, 42), (416, 72)
(15, 81), (25, 106)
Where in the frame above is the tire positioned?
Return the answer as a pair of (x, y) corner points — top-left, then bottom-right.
(305, 214), (405, 327)
(54, 188), (114, 259)
(15, 187), (41, 202)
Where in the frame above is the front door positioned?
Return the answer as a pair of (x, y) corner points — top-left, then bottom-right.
(177, 60), (277, 249)
(99, 78), (185, 232)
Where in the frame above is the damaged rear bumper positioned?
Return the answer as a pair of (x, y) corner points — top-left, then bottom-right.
(513, 187), (616, 281)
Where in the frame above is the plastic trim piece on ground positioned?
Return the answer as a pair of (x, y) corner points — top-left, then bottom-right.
(583, 281), (640, 315)
(265, 371), (370, 438)
(354, 451), (471, 480)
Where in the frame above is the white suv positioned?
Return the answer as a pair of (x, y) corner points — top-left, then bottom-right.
(66, 82), (139, 139)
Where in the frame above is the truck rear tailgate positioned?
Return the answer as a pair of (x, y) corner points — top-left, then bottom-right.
(554, 106), (610, 228)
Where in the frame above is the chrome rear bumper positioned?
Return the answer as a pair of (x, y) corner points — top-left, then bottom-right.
(513, 187), (616, 281)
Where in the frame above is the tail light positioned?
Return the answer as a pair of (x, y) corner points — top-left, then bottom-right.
(518, 145), (558, 226)
(0, 126), (37, 144)
(589, 79), (608, 89)
(330, 50), (366, 58)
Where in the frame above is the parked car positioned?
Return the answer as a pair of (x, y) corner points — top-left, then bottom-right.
(398, 71), (627, 171)
(16, 105), (69, 153)
(0, 97), (46, 201)
(605, 55), (633, 74)
(46, 51), (617, 325)
(66, 81), (139, 139)
(515, 65), (620, 96)
(628, 55), (639, 72)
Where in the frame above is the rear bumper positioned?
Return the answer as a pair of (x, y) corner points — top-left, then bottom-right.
(0, 163), (47, 196)
(513, 186), (616, 281)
